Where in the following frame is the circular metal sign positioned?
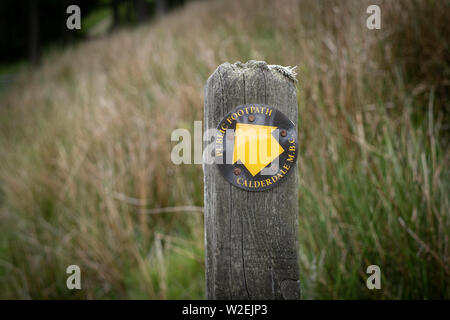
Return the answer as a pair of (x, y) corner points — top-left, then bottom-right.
(215, 104), (298, 192)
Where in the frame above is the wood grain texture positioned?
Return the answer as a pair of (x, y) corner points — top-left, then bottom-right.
(204, 60), (300, 300)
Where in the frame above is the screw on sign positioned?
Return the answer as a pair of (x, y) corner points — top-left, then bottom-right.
(203, 60), (301, 299)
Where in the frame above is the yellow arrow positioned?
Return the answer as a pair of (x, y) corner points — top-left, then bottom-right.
(232, 123), (284, 176)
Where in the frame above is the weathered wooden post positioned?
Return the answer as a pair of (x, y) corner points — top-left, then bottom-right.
(204, 60), (300, 299)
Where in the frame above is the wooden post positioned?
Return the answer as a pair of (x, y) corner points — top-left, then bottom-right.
(204, 60), (300, 299)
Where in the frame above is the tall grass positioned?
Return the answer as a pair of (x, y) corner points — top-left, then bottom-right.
(0, 0), (448, 299)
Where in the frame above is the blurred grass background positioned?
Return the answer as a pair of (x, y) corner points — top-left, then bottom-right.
(0, 0), (449, 299)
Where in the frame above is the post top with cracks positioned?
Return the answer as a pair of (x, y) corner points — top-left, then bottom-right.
(225, 60), (298, 83)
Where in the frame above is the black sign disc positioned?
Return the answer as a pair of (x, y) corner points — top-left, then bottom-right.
(214, 104), (298, 192)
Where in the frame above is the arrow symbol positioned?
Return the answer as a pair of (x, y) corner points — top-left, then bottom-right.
(232, 123), (284, 176)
